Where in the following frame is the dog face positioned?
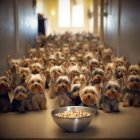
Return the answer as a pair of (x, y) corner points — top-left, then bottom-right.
(8, 58), (22, 71)
(55, 76), (71, 94)
(115, 66), (127, 79)
(80, 86), (98, 106)
(102, 48), (113, 59)
(26, 74), (46, 94)
(14, 86), (28, 101)
(103, 81), (120, 99)
(30, 63), (44, 74)
(28, 48), (37, 58)
(50, 65), (65, 81)
(18, 67), (31, 81)
(67, 65), (80, 79)
(127, 75), (140, 90)
(89, 58), (100, 72)
(128, 65), (140, 75)
(91, 68), (104, 84)
(0, 76), (11, 94)
(113, 57), (125, 67)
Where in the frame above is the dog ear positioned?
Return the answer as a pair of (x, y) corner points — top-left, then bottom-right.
(40, 72), (46, 84)
(25, 74), (32, 85)
(7, 55), (13, 65)
(38, 58), (44, 66)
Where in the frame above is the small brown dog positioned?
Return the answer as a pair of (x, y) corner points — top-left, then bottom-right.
(26, 74), (47, 111)
(123, 75), (140, 107)
(99, 80), (121, 113)
(80, 86), (99, 114)
(54, 76), (73, 108)
(48, 65), (65, 98)
(11, 86), (32, 113)
(0, 76), (11, 113)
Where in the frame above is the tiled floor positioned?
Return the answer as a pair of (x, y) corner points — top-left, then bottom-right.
(0, 90), (140, 138)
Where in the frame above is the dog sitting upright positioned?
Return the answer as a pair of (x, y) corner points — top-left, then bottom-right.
(0, 76), (11, 113)
(26, 74), (47, 111)
(80, 86), (99, 114)
(123, 75), (140, 107)
(54, 76), (73, 108)
(70, 83), (81, 106)
(99, 80), (121, 113)
(11, 86), (32, 113)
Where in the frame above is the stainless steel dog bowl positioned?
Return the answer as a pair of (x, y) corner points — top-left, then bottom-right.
(51, 106), (95, 132)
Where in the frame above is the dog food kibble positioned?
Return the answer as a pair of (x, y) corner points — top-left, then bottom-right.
(55, 110), (91, 118)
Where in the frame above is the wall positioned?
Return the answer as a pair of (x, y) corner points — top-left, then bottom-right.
(0, 0), (37, 73)
(38, 0), (93, 34)
(103, 0), (140, 63)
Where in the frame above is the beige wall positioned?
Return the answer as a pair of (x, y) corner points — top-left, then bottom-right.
(37, 0), (94, 34)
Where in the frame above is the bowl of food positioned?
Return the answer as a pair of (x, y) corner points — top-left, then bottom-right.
(51, 106), (95, 132)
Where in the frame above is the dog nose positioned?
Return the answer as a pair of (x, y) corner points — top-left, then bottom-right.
(88, 95), (90, 98)
(35, 84), (38, 87)
(111, 90), (115, 94)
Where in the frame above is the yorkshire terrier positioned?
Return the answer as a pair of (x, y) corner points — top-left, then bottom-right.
(80, 86), (99, 114)
(18, 67), (31, 87)
(30, 62), (44, 74)
(128, 64), (140, 75)
(123, 75), (140, 107)
(115, 65), (127, 101)
(99, 80), (121, 113)
(70, 83), (81, 106)
(44, 68), (51, 89)
(48, 65), (65, 98)
(26, 74), (47, 111)
(11, 86), (32, 113)
(8, 57), (22, 90)
(54, 76), (73, 108)
(0, 76), (11, 113)
(89, 68), (104, 86)
(89, 58), (100, 72)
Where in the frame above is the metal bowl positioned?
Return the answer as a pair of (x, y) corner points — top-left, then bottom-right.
(51, 106), (95, 132)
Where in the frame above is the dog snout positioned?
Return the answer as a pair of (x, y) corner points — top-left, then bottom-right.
(88, 95), (90, 98)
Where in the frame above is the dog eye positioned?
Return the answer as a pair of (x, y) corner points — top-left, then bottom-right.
(15, 91), (18, 94)
(136, 79), (139, 82)
(85, 91), (87, 94)
(58, 81), (61, 84)
(108, 86), (111, 90)
(31, 81), (34, 83)
(37, 80), (40, 83)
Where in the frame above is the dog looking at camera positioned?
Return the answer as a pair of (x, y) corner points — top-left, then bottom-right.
(26, 74), (47, 111)
(11, 86), (32, 113)
(123, 75), (140, 107)
(80, 86), (99, 114)
(54, 76), (73, 108)
(99, 80), (121, 113)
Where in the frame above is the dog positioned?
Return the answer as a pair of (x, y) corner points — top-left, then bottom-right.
(80, 86), (99, 114)
(11, 86), (32, 113)
(26, 74), (47, 111)
(30, 62), (44, 74)
(89, 58), (100, 72)
(48, 65), (65, 98)
(70, 83), (81, 105)
(128, 64), (140, 75)
(0, 76), (11, 113)
(17, 67), (31, 87)
(54, 76), (73, 108)
(99, 80), (121, 113)
(123, 75), (140, 107)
